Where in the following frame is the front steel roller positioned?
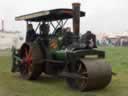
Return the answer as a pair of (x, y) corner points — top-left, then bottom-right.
(66, 58), (112, 91)
(19, 42), (44, 80)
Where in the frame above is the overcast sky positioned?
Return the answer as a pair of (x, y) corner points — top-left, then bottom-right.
(0, 0), (128, 34)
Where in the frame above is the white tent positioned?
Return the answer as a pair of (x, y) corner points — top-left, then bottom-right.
(0, 32), (24, 50)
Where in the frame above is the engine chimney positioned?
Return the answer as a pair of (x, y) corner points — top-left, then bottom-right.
(72, 3), (80, 40)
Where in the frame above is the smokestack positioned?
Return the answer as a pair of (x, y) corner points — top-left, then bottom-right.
(1, 19), (4, 32)
(72, 3), (80, 40)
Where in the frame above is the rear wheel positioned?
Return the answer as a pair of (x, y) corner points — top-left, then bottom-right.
(66, 59), (112, 91)
(19, 43), (44, 80)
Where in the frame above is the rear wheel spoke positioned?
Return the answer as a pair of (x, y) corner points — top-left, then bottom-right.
(21, 46), (32, 77)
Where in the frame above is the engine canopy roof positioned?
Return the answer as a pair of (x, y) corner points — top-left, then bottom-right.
(15, 9), (85, 22)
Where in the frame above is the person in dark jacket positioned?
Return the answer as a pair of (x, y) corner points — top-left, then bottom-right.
(26, 24), (36, 42)
(40, 23), (50, 47)
(62, 27), (73, 47)
(81, 30), (97, 48)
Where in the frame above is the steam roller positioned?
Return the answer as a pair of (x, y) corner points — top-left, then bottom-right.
(11, 2), (112, 91)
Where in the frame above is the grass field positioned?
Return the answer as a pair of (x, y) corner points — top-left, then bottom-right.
(0, 47), (128, 96)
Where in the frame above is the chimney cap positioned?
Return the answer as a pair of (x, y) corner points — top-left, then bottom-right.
(72, 3), (80, 6)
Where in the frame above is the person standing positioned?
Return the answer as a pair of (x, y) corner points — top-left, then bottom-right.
(26, 24), (36, 42)
(81, 30), (97, 48)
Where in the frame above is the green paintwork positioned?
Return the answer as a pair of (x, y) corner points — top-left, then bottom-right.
(51, 50), (66, 60)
